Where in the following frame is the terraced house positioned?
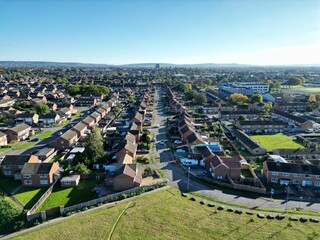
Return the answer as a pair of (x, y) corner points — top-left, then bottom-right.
(263, 161), (320, 187)
(235, 120), (287, 133)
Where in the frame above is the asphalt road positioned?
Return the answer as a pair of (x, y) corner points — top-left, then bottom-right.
(152, 88), (320, 213)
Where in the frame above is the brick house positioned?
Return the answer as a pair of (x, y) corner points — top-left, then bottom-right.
(6, 123), (31, 142)
(82, 116), (96, 129)
(15, 113), (39, 125)
(273, 110), (314, 130)
(220, 110), (260, 121)
(235, 120), (287, 133)
(1, 155), (39, 180)
(49, 130), (78, 150)
(71, 122), (88, 138)
(263, 161), (320, 187)
(112, 164), (142, 192)
(116, 139), (137, 160)
(21, 162), (59, 187)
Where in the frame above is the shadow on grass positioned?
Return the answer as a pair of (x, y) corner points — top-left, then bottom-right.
(64, 180), (98, 207)
(16, 187), (48, 209)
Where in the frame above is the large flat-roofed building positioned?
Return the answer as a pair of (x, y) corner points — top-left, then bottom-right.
(218, 82), (270, 97)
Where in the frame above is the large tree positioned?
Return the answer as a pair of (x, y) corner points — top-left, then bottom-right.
(251, 94), (263, 103)
(194, 93), (207, 105)
(35, 103), (49, 115)
(83, 128), (105, 165)
(229, 93), (248, 104)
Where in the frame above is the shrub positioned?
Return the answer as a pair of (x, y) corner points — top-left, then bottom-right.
(189, 197), (196, 201)
(199, 201), (205, 205)
(143, 166), (153, 177)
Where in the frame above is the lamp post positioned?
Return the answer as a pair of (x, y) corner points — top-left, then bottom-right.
(187, 167), (190, 192)
(299, 196), (303, 210)
(270, 188), (274, 201)
(285, 184), (290, 212)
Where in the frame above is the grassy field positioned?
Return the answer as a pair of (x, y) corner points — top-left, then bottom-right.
(282, 85), (320, 94)
(37, 180), (98, 212)
(11, 188), (320, 240)
(0, 130), (53, 152)
(251, 133), (304, 151)
(14, 187), (48, 209)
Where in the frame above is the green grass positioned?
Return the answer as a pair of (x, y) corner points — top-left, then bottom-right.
(37, 180), (98, 212)
(11, 188), (320, 240)
(157, 169), (166, 178)
(0, 131), (54, 151)
(241, 169), (254, 178)
(151, 156), (157, 164)
(282, 85), (320, 94)
(0, 178), (21, 194)
(49, 153), (63, 163)
(14, 187), (48, 209)
(251, 133), (304, 151)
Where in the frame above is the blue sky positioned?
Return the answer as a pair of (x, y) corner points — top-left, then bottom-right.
(0, 0), (319, 65)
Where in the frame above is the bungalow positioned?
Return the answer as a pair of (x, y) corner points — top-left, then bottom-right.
(0, 132), (7, 146)
(15, 113), (39, 125)
(1, 155), (39, 179)
(263, 161), (320, 187)
(49, 130), (79, 150)
(235, 120), (287, 133)
(112, 164), (142, 192)
(21, 162), (59, 187)
(233, 129), (267, 155)
(273, 110), (314, 130)
(6, 123), (31, 142)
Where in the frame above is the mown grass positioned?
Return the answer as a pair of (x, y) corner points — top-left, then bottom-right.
(14, 187), (48, 209)
(251, 133), (303, 151)
(0, 131), (54, 151)
(157, 169), (166, 178)
(37, 180), (97, 212)
(12, 188), (320, 240)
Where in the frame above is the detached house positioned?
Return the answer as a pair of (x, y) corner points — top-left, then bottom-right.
(21, 162), (59, 187)
(6, 123), (31, 142)
(1, 155), (39, 180)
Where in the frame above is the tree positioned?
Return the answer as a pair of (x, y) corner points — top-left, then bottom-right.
(263, 102), (273, 112)
(35, 103), (49, 115)
(83, 128), (105, 165)
(288, 77), (303, 85)
(251, 94), (263, 103)
(73, 163), (91, 174)
(309, 95), (317, 103)
(194, 93), (207, 105)
(238, 115), (247, 121)
(185, 90), (197, 101)
(229, 93), (248, 104)
(272, 80), (281, 90)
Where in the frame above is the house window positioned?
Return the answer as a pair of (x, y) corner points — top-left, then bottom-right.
(40, 180), (48, 185)
(315, 182), (320, 187)
(18, 165), (24, 169)
(316, 176), (320, 179)
(294, 173), (301, 177)
(39, 174), (48, 178)
(293, 179), (299, 184)
(305, 174), (311, 178)
(271, 178), (278, 183)
(24, 180), (32, 185)
(23, 174), (31, 178)
(272, 172), (278, 176)
(283, 173), (289, 177)
(3, 171), (11, 176)
(63, 181), (71, 185)
(3, 165), (10, 169)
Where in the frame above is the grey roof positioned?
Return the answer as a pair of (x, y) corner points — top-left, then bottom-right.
(234, 129), (262, 150)
(1, 155), (33, 166)
(238, 120), (287, 126)
(221, 110), (260, 115)
(8, 123), (31, 133)
(21, 162), (54, 174)
(266, 161), (320, 175)
(274, 110), (307, 124)
(275, 148), (320, 155)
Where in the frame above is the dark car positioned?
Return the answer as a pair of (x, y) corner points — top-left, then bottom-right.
(30, 138), (40, 142)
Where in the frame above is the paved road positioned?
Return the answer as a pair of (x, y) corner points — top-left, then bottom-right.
(151, 88), (320, 213)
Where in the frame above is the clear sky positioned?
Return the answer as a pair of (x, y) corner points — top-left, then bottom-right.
(1, 0), (319, 65)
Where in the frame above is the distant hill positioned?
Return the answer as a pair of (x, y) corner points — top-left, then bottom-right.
(0, 61), (319, 68)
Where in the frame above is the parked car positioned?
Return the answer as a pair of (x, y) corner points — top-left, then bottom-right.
(30, 138), (39, 142)
(160, 140), (165, 145)
(174, 140), (182, 144)
(58, 131), (63, 136)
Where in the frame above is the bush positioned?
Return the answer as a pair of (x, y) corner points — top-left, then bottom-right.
(136, 156), (149, 164)
(143, 166), (153, 177)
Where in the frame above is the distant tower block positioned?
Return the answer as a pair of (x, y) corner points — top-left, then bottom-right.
(155, 64), (160, 69)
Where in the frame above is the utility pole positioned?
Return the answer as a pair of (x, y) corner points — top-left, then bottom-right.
(187, 167), (190, 192)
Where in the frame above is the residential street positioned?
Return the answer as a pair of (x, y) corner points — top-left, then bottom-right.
(151, 88), (320, 213)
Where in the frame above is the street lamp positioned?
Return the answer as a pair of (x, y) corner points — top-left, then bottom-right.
(270, 188), (274, 201)
(187, 167), (190, 192)
(285, 184), (290, 212)
(299, 196), (303, 210)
